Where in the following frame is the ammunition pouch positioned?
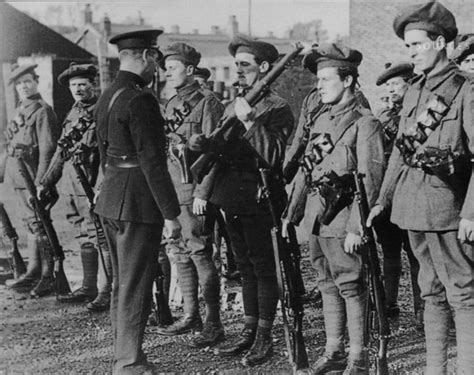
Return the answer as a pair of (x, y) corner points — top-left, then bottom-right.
(415, 147), (459, 178)
(58, 116), (94, 160)
(301, 133), (333, 179)
(38, 185), (59, 211)
(310, 171), (355, 225)
(7, 143), (38, 159)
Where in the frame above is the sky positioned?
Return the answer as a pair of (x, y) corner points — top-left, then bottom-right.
(8, 0), (350, 40)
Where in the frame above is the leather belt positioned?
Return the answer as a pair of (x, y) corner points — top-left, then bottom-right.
(106, 155), (139, 168)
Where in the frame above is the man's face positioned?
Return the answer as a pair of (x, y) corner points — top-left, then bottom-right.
(404, 29), (443, 74)
(69, 77), (94, 102)
(165, 59), (192, 89)
(141, 49), (160, 84)
(385, 76), (409, 104)
(235, 52), (260, 88)
(460, 53), (474, 74)
(316, 67), (345, 105)
(15, 73), (39, 101)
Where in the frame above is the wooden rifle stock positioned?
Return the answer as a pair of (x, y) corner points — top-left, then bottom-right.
(191, 43), (304, 183)
(353, 172), (390, 375)
(0, 203), (27, 278)
(17, 157), (71, 296)
(154, 257), (173, 326)
(259, 168), (309, 374)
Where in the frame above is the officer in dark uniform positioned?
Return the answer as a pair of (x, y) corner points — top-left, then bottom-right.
(202, 34), (294, 366)
(374, 62), (423, 323)
(5, 64), (60, 298)
(451, 35), (474, 74)
(94, 29), (181, 374)
(368, 2), (474, 373)
(283, 44), (385, 374)
(39, 63), (112, 311)
(156, 43), (224, 347)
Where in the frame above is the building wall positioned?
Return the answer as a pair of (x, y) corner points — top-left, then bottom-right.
(347, 0), (474, 113)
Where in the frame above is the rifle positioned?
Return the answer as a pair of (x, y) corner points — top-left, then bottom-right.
(259, 168), (309, 374)
(190, 43), (304, 183)
(0, 203), (27, 278)
(353, 172), (390, 375)
(70, 151), (110, 281)
(153, 249), (174, 326)
(17, 157), (71, 296)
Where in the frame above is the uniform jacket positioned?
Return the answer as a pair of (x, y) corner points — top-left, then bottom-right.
(285, 97), (385, 238)
(5, 93), (60, 187)
(40, 97), (99, 196)
(94, 71), (180, 224)
(377, 62), (474, 231)
(376, 105), (402, 160)
(210, 90), (294, 214)
(164, 80), (224, 204)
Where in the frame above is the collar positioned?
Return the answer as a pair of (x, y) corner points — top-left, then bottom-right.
(176, 81), (201, 99)
(116, 70), (147, 89)
(74, 96), (97, 109)
(20, 93), (42, 108)
(328, 97), (357, 119)
(414, 62), (459, 91)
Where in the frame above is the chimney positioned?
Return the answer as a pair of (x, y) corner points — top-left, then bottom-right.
(138, 11), (144, 26)
(103, 15), (111, 37)
(171, 24), (180, 34)
(211, 25), (221, 35)
(84, 4), (93, 25)
(227, 15), (238, 37)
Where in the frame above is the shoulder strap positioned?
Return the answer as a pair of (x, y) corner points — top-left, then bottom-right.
(331, 108), (364, 146)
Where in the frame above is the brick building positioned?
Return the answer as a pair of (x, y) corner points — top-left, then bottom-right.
(347, 0), (474, 111)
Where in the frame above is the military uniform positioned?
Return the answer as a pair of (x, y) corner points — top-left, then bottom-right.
(209, 34), (294, 366)
(284, 44), (385, 374)
(157, 43), (224, 345)
(5, 64), (60, 297)
(377, 3), (474, 373)
(40, 63), (112, 309)
(373, 62), (423, 319)
(94, 30), (180, 374)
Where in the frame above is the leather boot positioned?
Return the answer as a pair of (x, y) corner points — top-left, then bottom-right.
(424, 302), (450, 374)
(383, 263), (401, 317)
(8, 234), (40, 293)
(345, 293), (366, 368)
(312, 351), (347, 375)
(215, 327), (256, 356)
(58, 244), (98, 303)
(454, 307), (474, 374)
(241, 326), (273, 366)
(343, 353), (369, 375)
(189, 321), (224, 348)
(156, 314), (203, 336)
(30, 242), (55, 298)
(87, 249), (112, 311)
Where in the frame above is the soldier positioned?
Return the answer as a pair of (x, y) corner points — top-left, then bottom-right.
(194, 66), (211, 89)
(282, 44), (385, 374)
(374, 62), (423, 323)
(367, 2), (474, 374)
(94, 29), (181, 374)
(38, 63), (112, 311)
(155, 43), (224, 348)
(451, 35), (474, 74)
(5, 64), (60, 298)
(196, 34), (294, 366)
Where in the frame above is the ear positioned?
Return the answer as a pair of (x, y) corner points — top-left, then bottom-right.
(141, 49), (149, 63)
(343, 75), (353, 89)
(186, 65), (195, 76)
(435, 35), (447, 51)
(259, 61), (270, 74)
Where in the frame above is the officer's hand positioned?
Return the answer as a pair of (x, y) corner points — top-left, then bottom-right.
(281, 218), (290, 239)
(188, 134), (208, 152)
(344, 232), (362, 254)
(366, 204), (384, 227)
(234, 97), (256, 130)
(458, 218), (474, 243)
(163, 218), (181, 240)
(193, 198), (207, 216)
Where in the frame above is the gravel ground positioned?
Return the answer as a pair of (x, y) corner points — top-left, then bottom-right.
(0, 238), (458, 374)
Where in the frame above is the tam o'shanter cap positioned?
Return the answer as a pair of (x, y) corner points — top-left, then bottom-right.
(451, 36), (474, 63)
(393, 2), (458, 42)
(109, 29), (163, 51)
(58, 63), (98, 86)
(8, 64), (38, 85)
(376, 62), (414, 86)
(228, 34), (279, 64)
(302, 43), (362, 74)
(160, 43), (201, 69)
(194, 67), (211, 80)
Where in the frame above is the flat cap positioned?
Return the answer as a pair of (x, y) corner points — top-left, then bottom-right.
(58, 63), (97, 86)
(160, 43), (201, 69)
(451, 36), (474, 63)
(8, 64), (38, 85)
(393, 2), (458, 42)
(109, 29), (163, 51)
(303, 43), (362, 74)
(376, 62), (414, 86)
(194, 67), (211, 80)
(228, 34), (279, 64)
